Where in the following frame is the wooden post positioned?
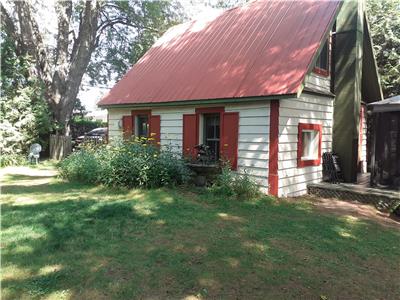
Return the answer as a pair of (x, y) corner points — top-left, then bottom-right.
(50, 134), (72, 160)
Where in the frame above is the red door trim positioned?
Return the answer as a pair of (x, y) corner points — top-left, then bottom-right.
(268, 100), (279, 196)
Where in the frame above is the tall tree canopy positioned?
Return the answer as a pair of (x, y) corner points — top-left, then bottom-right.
(366, 0), (400, 98)
(1, 0), (182, 134)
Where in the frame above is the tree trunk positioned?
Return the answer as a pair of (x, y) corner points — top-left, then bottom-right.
(9, 0), (101, 136)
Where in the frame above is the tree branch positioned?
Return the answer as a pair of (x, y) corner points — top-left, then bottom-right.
(14, 1), (53, 95)
(52, 0), (73, 106)
(0, 3), (23, 55)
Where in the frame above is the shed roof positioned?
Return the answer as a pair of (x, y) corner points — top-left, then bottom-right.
(98, 0), (341, 107)
(368, 95), (400, 113)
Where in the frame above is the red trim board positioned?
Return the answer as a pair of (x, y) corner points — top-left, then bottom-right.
(297, 123), (322, 168)
(268, 100), (279, 196)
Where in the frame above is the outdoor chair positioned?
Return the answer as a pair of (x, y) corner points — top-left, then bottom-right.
(28, 143), (42, 164)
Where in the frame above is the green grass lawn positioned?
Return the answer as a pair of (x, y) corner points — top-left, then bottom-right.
(1, 164), (399, 299)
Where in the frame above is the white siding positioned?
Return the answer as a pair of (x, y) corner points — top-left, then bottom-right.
(152, 107), (195, 153)
(278, 93), (334, 197)
(108, 108), (131, 139)
(304, 72), (331, 94)
(107, 106), (194, 153)
(360, 105), (367, 172)
(226, 102), (270, 191)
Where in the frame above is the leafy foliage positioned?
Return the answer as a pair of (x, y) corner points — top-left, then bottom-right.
(366, 0), (400, 98)
(58, 149), (100, 184)
(59, 138), (191, 188)
(0, 35), (52, 162)
(210, 165), (261, 200)
(86, 0), (184, 85)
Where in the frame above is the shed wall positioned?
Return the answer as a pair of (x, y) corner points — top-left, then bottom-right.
(278, 93), (334, 197)
(107, 102), (271, 191)
(304, 72), (331, 94)
(360, 105), (367, 172)
(225, 102), (270, 191)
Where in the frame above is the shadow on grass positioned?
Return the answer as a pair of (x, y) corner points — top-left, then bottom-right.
(2, 183), (400, 299)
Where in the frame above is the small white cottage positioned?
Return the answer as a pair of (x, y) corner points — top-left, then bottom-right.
(98, 0), (382, 197)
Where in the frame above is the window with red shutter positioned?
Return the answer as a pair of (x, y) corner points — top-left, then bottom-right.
(149, 115), (161, 146)
(122, 115), (133, 140)
(221, 112), (239, 170)
(183, 114), (198, 159)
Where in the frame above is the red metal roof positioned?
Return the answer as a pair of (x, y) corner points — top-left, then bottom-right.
(98, 0), (340, 106)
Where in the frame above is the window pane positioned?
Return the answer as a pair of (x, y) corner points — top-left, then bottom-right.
(315, 39), (328, 71)
(301, 130), (319, 160)
(203, 114), (220, 160)
(137, 115), (148, 137)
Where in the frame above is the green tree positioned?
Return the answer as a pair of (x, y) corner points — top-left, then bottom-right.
(0, 0), (182, 136)
(0, 35), (51, 162)
(366, 0), (400, 98)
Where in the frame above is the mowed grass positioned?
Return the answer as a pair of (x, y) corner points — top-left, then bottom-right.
(1, 165), (399, 299)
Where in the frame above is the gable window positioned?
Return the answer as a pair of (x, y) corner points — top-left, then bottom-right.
(313, 39), (329, 77)
(297, 123), (322, 168)
(203, 113), (220, 161)
(136, 114), (149, 137)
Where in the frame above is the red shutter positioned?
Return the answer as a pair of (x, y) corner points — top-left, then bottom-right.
(183, 114), (198, 158)
(221, 112), (239, 170)
(122, 115), (133, 140)
(149, 115), (161, 146)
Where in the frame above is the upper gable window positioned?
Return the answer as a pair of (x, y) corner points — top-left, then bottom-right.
(313, 39), (329, 77)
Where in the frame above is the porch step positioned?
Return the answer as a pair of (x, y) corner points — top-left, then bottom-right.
(307, 182), (400, 212)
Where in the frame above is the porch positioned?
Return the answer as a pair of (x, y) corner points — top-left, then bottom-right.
(307, 173), (400, 212)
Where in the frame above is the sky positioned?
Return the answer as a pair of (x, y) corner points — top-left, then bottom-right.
(80, 0), (226, 113)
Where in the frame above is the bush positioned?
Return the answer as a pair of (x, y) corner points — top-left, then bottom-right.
(59, 139), (191, 188)
(210, 166), (261, 200)
(0, 153), (27, 167)
(59, 149), (100, 184)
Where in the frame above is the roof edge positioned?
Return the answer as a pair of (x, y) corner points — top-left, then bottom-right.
(98, 93), (297, 109)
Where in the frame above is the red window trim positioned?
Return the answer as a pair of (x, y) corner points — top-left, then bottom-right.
(312, 37), (330, 78)
(131, 109), (152, 137)
(312, 66), (329, 77)
(297, 123), (322, 168)
(195, 106), (225, 150)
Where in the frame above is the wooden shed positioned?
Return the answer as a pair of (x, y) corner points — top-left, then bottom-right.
(369, 96), (400, 189)
(98, 0), (382, 197)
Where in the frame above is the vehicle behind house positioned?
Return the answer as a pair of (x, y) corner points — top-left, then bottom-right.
(73, 127), (107, 150)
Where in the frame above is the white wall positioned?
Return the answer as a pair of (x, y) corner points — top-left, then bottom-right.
(304, 72), (331, 94)
(152, 107), (195, 153)
(225, 102), (270, 191)
(107, 93), (334, 198)
(107, 106), (195, 154)
(107, 102), (271, 191)
(278, 93), (334, 197)
(108, 108), (130, 139)
(360, 105), (367, 172)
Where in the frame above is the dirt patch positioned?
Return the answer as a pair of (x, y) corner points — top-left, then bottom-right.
(301, 196), (400, 229)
